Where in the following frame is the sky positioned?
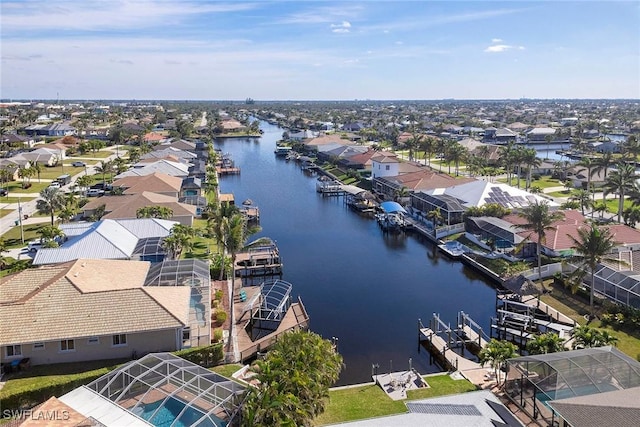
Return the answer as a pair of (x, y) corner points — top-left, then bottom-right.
(1, 0), (639, 100)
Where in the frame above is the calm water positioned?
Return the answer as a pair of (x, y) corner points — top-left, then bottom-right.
(216, 122), (498, 385)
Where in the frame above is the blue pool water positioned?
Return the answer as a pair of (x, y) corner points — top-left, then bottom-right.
(139, 397), (220, 427)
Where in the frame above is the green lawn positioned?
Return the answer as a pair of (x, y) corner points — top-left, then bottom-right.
(0, 208), (13, 218)
(0, 196), (37, 203)
(529, 176), (563, 189)
(36, 165), (86, 180)
(71, 150), (114, 159)
(547, 189), (574, 198)
(314, 374), (477, 425)
(1, 223), (46, 247)
(541, 285), (640, 360)
(4, 181), (51, 194)
(0, 359), (126, 402)
(603, 198), (633, 215)
(210, 363), (243, 378)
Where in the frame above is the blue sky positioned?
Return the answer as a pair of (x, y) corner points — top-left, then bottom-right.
(1, 1), (639, 100)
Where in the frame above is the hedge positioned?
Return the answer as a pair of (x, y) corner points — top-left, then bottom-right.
(173, 343), (224, 368)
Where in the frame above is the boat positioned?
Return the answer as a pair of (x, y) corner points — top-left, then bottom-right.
(437, 240), (468, 259)
(274, 145), (293, 156)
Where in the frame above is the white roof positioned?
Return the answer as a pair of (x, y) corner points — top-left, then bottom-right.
(117, 160), (189, 178)
(33, 218), (176, 265)
(60, 387), (151, 426)
(428, 180), (558, 209)
(527, 127), (556, 135)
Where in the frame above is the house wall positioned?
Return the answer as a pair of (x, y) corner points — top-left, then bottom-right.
(371, 159), (399, 178)
(3, 328), (180, 366)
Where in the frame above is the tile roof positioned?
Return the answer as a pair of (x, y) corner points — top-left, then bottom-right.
(0, 259), (189, 345)
(18, 397), (90, 427)
(112, 172), (183, 194)
(548, 386), (640, 427)
(388, 170), (474, 191)
(82, 192), (197, 219)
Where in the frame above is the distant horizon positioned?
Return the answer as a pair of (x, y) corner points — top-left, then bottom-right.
(2, 1), (638, 100)
(3, 97), (640, 104)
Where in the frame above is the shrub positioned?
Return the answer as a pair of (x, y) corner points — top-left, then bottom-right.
(215, 310), (228, 325)
(213, 328), (224, 343)
(215, 289), (223, 301)
(173, 343), (224, 367)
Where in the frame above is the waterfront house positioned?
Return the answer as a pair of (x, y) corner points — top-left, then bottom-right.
(82, 191), (197, 225)
(302, 133), (354, 152)
(375, 170), (473, 204)
(317, 144), (369, 163)
(525, 127), (556, 143)
(0, 259), (194, 366)
(180, 176), (202, 197)
(340, 148), (377, 170)
(32, 218), (176, 265)
(115, 158), (190, 179)
(483, 127), (518, 144)
(112, 172), (183, 197)
(371, 151), (403, 178)
(141, 146), (198, 162)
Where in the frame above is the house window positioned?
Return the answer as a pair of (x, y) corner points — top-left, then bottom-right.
(6, 345), (22, 357)
(33, 343), (45, 351)
(87, 337), (99, 345)
(60, 340), (75, 352)
(182, 328), (191, 344)
(112, 334), (127, 347)
(385, 165), (390, 171)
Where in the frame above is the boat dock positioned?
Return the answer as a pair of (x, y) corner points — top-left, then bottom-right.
(217, 166), (241, 175)
(234, 239), (283, 278)
(419, 327), (481, 372)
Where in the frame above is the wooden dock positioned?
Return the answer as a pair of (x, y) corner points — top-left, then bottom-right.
(419, 327), (481, 372)
(217, 166), (241, 175)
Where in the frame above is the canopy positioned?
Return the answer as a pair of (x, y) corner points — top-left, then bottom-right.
(380, 201), (407, 214)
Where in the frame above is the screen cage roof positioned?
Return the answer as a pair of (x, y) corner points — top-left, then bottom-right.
(507, 346), (640, 400)
(86, 353), (246, 426)
(145, 259), (210, 287)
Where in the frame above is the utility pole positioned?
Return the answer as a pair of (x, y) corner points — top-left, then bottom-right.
(17, 196), (24, 244)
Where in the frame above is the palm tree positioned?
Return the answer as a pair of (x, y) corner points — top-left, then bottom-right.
(37, 224), (65, 247)
(522, 148), (541, 190)
(569, 189), (592, 216)
(576, 156), (596, 206)
(571, 325), (618, 349)
(36, 187), (65, 225)
(591, 152), (615, 202)
(621, 134), (640, 160)
(567, 224), (619, 317)
(31, 162), (42, 183)
(136, 206), (173, 219)
(478, 339), (518, 387)
(603, 162), (637, 223)
(426, 207), (443, 227)
(447, 143), (467, 176)
(499, 142), (516, 186)
(421, 136), (436, 168)
(76, 174), (92, 197)
(95, 160), (114, 186)
(526, 332), (565, 355)
(223, 213), (250, 357)
(518, 201), (564, 286)
(0, 238), (9, 270)
(161, 224), (199, 259)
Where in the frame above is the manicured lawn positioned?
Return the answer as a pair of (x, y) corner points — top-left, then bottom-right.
(0, 196), (37, 204)
(36, 165), (86, 180)
(210, 363), (243, 378)
(603, 197), (633, 215)
(529, 176), (563, 189)
(547, 189), (574, 198)
(4, 181), (50, 194)
(541, 284), (640, 360)
(314, 374), (477, 425)
(1, 223), (45, 248)
(182, 219), (219, 260)
(71, 150), (113, 159)
(0, 359), (126, 401)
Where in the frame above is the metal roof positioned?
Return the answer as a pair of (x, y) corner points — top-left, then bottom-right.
(380, 201), (407, 213)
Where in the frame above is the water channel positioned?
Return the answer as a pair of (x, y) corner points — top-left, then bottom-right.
(216, 121), (500, 385)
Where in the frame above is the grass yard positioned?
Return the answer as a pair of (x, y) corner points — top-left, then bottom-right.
(0, 196), (37, 204)
(541, 284), (640, 360)
(603, 198), (633, 215)
(182, 218), (219, 260)
(529, 176), (563, 189)
(314, 374), (477, 425)
(0, 359), (126, 403)
(1, 223), (46, 248)
(210, 363), (243, 379)
(71, 150), (113, 159)
(0, 208), (13, 218)
(36, 165), (86, 180)
(4, 181), (51, 194)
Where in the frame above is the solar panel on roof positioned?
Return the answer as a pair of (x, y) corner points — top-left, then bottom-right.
(406, 403), (482, 416)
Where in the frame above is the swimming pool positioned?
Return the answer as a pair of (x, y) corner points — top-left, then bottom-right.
(138, 397), (222, 427)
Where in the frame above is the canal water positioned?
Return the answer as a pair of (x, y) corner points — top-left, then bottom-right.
(216, 122), (499, 385)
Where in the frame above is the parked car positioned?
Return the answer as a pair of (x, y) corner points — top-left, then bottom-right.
(90, 183), (112, 191)
(71, 161), (86, 167)
(87, 188), (105, 197)
(48, 182), (61, 189)
(0, 188), (7, 196)
(27, 241), (42, 253)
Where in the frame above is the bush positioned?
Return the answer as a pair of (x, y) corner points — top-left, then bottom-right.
(215, 289), (223, 301)
(173, 343), (223, 367)
(215, 311), (228, 325)
(213, 328), (224, 343)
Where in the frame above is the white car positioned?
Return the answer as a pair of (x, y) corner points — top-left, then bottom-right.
(86, 188), (105, 197)
(48, 182), (61, 189)
(27, 241), (43, 253)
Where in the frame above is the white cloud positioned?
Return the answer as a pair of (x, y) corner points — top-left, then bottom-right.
(484, 39), (525, 53)
(331, 21), (351, 33)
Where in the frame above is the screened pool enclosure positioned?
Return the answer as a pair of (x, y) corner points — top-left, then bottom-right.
(504, 346), (640, 425)
(87, 353), (246, 427)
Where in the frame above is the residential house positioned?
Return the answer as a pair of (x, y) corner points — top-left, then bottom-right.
(483, 127), (518, 144)
(144, 131), (167, 144)
(23, 121), (76, 137)
(115, 159), (190, 179)
(112, 172), (183, 198)
(180, 176), (202, 197)
(317, 145), (369, 163)
(32, 218), (177, 265)
(0, 133), (35, 149)
(371, 151), (403, 179)
(302, 134), (353, 152)
(0, 259), (199, 366)
(340, 149), (377, 170)
(342, 122), (365, 132)
(526, 127), (556, 143)
(82, 191), (198, 225)
(141, 147), (197, 162)
(375, 169), (474, 203)
(288, 129), (318, 141)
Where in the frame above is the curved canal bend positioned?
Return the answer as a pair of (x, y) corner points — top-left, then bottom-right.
(216, 121), (499, 385)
